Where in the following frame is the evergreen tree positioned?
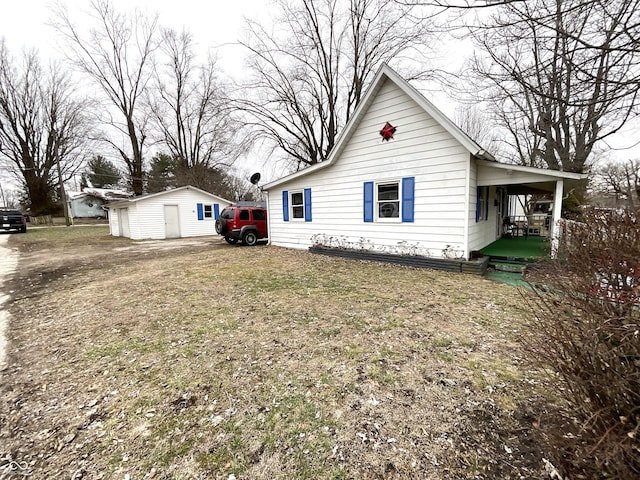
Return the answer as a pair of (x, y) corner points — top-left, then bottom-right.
(146, 153), (176, 193)
(86, 155), (122, 188)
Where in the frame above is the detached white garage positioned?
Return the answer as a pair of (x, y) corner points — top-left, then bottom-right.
(106, 185), (232, 240)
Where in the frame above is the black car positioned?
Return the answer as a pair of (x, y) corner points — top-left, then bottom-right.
(0, 209), (27, 233)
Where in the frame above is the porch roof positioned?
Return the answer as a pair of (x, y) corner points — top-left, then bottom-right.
(476, 159), (586, 193)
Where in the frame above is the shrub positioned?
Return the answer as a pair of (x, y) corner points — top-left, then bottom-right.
(522, 207), (639, 478)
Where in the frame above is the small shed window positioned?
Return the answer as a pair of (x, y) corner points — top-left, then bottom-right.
(204, 205), (213, 218)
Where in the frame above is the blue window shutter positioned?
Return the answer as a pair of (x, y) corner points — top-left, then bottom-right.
(304, 188), (312, 222)
(197, 203), (204, 221)
(475, 188), (480, 223)
(364, 182), (374, 222)
(484, 187), (489, 221)
(282, 190), (289, 222)
(213, 203), (220, 219)
(401, 177), (415, 223)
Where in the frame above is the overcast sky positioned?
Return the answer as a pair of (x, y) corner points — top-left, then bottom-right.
(0, 0), (263, 74)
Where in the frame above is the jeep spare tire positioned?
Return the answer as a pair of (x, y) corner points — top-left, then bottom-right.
(215, 218), (227, 235)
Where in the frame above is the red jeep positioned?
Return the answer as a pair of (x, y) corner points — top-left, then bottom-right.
(215, 204), (268, 246)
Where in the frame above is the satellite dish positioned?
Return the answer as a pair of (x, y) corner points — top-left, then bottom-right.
(250, 172), (261, 185)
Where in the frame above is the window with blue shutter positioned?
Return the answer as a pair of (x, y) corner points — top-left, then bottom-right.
(476, 187), (489, 222)
(304, 188), (312, 222)
(213, 204), (220, 219)
(197, 203), (204, 221)
(365, 179), (415, 222)
(485, 187), (489, 221)
(282, 190), (289, 221)
(401, 177), (415, 223)
(363, 182), (374, 222)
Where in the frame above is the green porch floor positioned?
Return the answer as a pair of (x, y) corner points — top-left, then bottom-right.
(480, 236), (550, 262)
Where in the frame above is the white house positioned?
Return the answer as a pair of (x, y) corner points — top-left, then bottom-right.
(263, 64), (584, 261)
(106, 185), (232, 240)
(67, 187), (132, 219)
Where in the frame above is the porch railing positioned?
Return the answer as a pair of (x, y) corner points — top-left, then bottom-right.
(503, 214), (552, 237)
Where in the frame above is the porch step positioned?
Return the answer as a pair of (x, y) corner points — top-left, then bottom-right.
(490, 261), (527, 273)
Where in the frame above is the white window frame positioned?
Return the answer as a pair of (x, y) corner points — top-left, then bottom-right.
(375, 180), (401, 223)
(290, 191), (305, 220)
(204, 204), (213, 219)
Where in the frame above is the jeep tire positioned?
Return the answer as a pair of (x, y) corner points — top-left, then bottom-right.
(215, 218), (227, 235)
(243, 230), (258, 246)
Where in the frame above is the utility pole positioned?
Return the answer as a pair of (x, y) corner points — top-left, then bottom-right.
(0, 140), (5, 207)
(0, 180), (6, 208)
(53, 129), (72, 226)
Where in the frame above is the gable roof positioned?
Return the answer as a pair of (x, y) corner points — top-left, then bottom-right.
(68, 187), (133, 201)
(264, 64), (495, 190)
(105, 185), (232, 209)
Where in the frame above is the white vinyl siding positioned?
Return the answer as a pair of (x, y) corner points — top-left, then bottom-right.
(107, 187), (231, 240)
(267, 78), (469, 258)
(467, 160), (500, 252)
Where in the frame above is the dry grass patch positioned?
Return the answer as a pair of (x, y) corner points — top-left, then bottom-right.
(1, 230), (550, 479)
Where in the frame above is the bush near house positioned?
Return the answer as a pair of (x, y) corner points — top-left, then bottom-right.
(523, 207), (640, 478)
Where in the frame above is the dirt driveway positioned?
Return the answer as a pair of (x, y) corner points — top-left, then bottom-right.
(0, 233), (19, 371)
(0, 233), (225, 372)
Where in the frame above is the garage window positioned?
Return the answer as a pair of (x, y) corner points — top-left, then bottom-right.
(197, 203), (221, 220)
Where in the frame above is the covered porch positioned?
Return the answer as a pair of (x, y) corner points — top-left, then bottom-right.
(476, 159), (585, 258)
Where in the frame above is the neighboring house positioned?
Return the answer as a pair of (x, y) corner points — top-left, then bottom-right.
(67, 187), (133, 218)
(106, 185), (232, 240)
(263, 64), (584, 260)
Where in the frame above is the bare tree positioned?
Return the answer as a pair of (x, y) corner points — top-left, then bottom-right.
(148, 27), (249, 191)
(237, 0), (433, 170)
(52, 0), (158, 195)
(453, 105), (504, 157)
(0, 42), (90, 214)
(594, 158), (640, 208)
(464, 0), (640, 173)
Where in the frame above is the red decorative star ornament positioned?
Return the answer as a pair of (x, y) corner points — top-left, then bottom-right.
(379, 122), (397, 142)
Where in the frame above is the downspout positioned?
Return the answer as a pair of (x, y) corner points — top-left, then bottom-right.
(265, 191), (272, 245)
(551, 179), (564, 258)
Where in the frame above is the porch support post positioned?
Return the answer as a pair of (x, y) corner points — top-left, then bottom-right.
(551, 179), (564, 258)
